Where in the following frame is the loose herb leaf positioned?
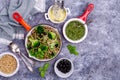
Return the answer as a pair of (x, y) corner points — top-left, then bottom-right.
(43, 63), (50, 71)
(38, 63), (50, 78)
(67, 44), (79, 55)
(40, 71), (45, 78)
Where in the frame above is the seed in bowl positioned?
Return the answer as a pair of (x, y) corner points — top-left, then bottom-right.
(0, 54), (17, 74)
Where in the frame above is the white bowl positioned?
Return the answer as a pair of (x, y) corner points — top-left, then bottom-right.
(45, 6), (70, 24)
(0, 52), (19, 77)
(63, 18), (88, 43)
(25, 25), (62, 61)
(54, 58), (74, 78)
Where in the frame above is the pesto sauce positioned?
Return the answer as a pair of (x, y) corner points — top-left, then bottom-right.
(65, 21), (85, 40)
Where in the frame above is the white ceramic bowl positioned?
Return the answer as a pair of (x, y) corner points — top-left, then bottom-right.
(0, 52), (19, 77)
(45, 6), (70, 24)
(54, 58), (74, 78)
(63, 18), (88, 43)
(25, 25), (62, 61)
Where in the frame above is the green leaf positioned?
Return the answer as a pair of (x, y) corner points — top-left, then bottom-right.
(38, 62), (50, 78)
(40, 71), (45, 78)
(43, 63), (50, 71)
(39, 67), (43, 72)
(67, 44), (79, 55)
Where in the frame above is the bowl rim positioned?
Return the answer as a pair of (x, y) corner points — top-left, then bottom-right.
(47, 5), (68, 24)
(63, 18), (88, 43)
(25, 24), (62, 61)
(0, 52), (19, 77)
(54, 57), (74, 78)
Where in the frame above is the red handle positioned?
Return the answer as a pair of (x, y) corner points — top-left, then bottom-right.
(78, 4), (94, 22)
(13, 12), (31, 31)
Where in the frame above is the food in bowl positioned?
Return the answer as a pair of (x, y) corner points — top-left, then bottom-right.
(49, 6), (67, 22)
(26, 25), (61, 60)
(65, 20), (85, 40)
(0, 54), (17, 74)
(57, 59), (71, 73)
(54, 58), (74, 78)
(0, 52), (19, 77)
(45, 6), (70, 23)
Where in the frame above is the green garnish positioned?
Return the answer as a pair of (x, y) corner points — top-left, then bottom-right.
(67, 44), (79, 55)
(48, 32), (56, 39)
(38, 63), (50, 78)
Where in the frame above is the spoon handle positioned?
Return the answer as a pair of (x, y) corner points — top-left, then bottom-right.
(20, 52), (35, 65)
(20, 54), (33, 72)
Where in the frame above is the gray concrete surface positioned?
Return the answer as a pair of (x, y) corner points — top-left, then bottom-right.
(0, 0), (120, 80)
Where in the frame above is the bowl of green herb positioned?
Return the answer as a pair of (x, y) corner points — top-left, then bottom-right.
(63, 4), (94, 43)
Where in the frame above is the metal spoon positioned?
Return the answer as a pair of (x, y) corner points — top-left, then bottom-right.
(60, 0), (64, 9)
(9, 42), (34, 72)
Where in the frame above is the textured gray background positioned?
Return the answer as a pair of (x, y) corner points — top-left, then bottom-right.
(0, 0), (120, 80)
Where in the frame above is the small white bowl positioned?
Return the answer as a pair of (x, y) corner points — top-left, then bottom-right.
(45, 6), (70, 24)
(0, 52), (19, 77)
(63, 18), (88, 43)
(54, 58), (74, 78)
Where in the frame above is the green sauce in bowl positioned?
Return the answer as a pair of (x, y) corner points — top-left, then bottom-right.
(65, 21), (85, 40)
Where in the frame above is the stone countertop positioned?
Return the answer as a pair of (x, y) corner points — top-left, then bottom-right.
(0, 0), (120, 80)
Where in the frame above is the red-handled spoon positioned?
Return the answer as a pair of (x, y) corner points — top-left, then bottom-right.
(78, 4), (94, 22)
(13, 12), (31, 31)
